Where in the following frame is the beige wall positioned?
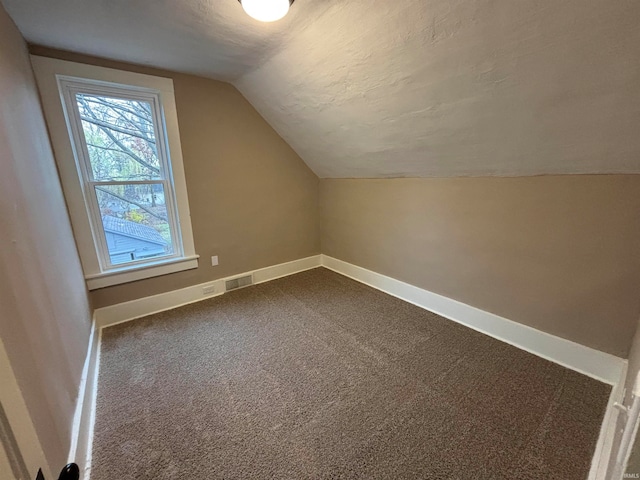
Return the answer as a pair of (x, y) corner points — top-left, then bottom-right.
(320, 176), (640, 357)
(0, 7), (92, 470)
(29, 47), (321, 309)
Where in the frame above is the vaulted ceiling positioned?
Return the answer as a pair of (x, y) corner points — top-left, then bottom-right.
(3, 0), (640, 177)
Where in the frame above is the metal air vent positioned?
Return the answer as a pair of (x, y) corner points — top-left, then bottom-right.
(225, 274), (253, 292)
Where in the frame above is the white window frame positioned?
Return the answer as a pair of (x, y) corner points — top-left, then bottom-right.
(59, 78), (184, 270)
(31, 56), (198, 290)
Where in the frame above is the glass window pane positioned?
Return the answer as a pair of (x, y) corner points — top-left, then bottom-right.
(95, 184), (174, 265)
(76, 93), (161, 181)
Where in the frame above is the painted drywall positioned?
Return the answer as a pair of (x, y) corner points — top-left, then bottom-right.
(5, 0), (640, 178)
(28, 47), (320, 309)
(2, 0), (331, 80)
(320, 176), (640, 358)
(0, 5), (92, 470)
(237, 0), (640, 178)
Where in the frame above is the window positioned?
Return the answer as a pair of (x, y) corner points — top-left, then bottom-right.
(60, 81), (181, 268)
(32, 57), (198, 289)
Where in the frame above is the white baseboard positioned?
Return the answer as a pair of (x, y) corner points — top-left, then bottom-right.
(320, 254), (627, 480)
(320, 255), (626, 385)
(67, 318), (101, 479)
(94, 255), (322, 328)
(76, 254), (321, 478)
(77, 253), (625, 479)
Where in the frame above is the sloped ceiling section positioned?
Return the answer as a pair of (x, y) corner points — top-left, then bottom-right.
(0, 0), (332, 80)
(3, 0), (640, 177)
(236, 0), (640, 177)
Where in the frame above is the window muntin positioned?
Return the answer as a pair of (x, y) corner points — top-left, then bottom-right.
(59, 79), (183, 271)
(77, 94), (162, 181)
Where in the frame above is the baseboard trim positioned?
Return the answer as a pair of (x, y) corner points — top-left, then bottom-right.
(94, 255), (322, 329)
(77, 254), (322, 479)
(320, 255), (626, 385)
(67, 317), (100, 479)
(79, 253), (624, 480)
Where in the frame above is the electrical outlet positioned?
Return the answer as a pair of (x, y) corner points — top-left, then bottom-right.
(202, 285), (216, 295)
(211, 255), (219, 266)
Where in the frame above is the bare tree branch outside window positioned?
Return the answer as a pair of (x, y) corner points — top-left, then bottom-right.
(76, 93), (172, 244)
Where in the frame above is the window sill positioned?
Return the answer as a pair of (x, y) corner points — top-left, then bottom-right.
(85, 255), (199, 290)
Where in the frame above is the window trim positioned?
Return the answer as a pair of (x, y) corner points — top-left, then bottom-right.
(58, 78), (185, 271)
(31, 56), (198, 290)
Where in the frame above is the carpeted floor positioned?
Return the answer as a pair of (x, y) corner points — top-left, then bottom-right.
(91, 267), (610, 480)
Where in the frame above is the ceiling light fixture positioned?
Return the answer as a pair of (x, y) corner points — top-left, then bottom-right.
(239, 0), (294, 22)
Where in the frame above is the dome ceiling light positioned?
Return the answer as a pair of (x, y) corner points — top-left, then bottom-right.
(238, 0), (295, 22)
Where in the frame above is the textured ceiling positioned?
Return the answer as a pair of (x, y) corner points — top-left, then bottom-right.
(3, 0), (640, 177)
(1, 0), (332, 80)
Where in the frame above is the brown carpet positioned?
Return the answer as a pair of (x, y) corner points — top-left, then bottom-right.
(91, 268), (610, 480)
